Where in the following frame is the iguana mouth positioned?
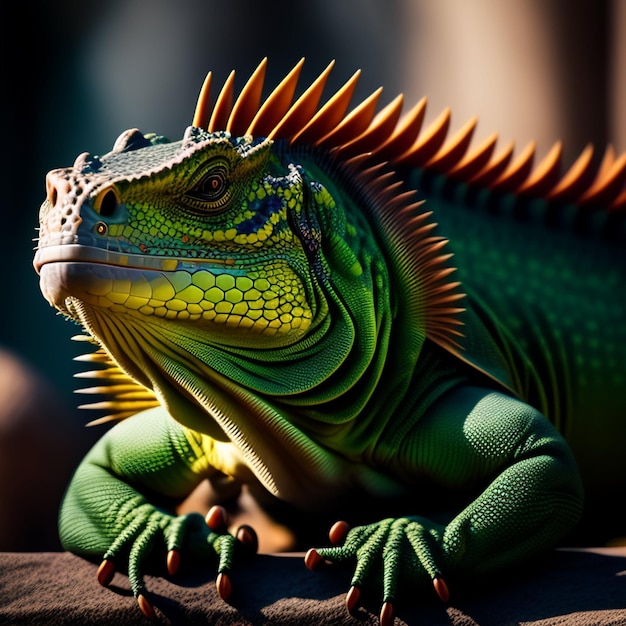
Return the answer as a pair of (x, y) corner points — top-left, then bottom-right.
(33, 243), (238, 275)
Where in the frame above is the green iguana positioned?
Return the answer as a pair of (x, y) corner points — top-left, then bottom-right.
(33, 58), (626, 624)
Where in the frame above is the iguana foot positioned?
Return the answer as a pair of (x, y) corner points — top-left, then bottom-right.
(96, 504), (257, 618)
(305, 517), (449, 625)
(204, 505), (258, 601)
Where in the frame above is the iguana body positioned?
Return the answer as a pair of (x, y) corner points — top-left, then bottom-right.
(33, 59), (625, 623)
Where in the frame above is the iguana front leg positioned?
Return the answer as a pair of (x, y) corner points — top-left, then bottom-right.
(307, 386), (584, 625)
(58, 407), (257, 618)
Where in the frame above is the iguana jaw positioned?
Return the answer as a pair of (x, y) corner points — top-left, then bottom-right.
(36, 247), (315, 345)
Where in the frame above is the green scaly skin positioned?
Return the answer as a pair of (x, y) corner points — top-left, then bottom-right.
(32, 68), (624, 622)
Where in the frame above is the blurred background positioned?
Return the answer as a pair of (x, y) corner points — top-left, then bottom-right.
(0, 0), (623, 550)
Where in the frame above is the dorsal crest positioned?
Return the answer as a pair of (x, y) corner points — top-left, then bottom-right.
(192, 57), (626, 211)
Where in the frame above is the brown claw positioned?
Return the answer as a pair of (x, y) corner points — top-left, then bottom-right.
(205, 505), (228, 532)
(329, 520), (350, 545)
(137, 593), (156, 620)
(380, 601), (394, 626)
(167, 549), (180, 575)
(236, 524), (259, 553)
(433, 576), (450, 602)
(216, 571), (232, 601)
(304, 548), (324, 570)
(96, 559), (115, 586)
(346, 585), (361, 613)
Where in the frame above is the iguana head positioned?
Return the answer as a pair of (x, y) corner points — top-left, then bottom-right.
(36, 126), (334, 345)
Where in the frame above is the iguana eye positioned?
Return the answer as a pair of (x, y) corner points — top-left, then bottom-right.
(194, 168), (227, 200)
(184, 160), (231, 213)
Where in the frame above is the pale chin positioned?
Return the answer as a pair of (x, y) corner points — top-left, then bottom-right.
(39, 263), (72, 313)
